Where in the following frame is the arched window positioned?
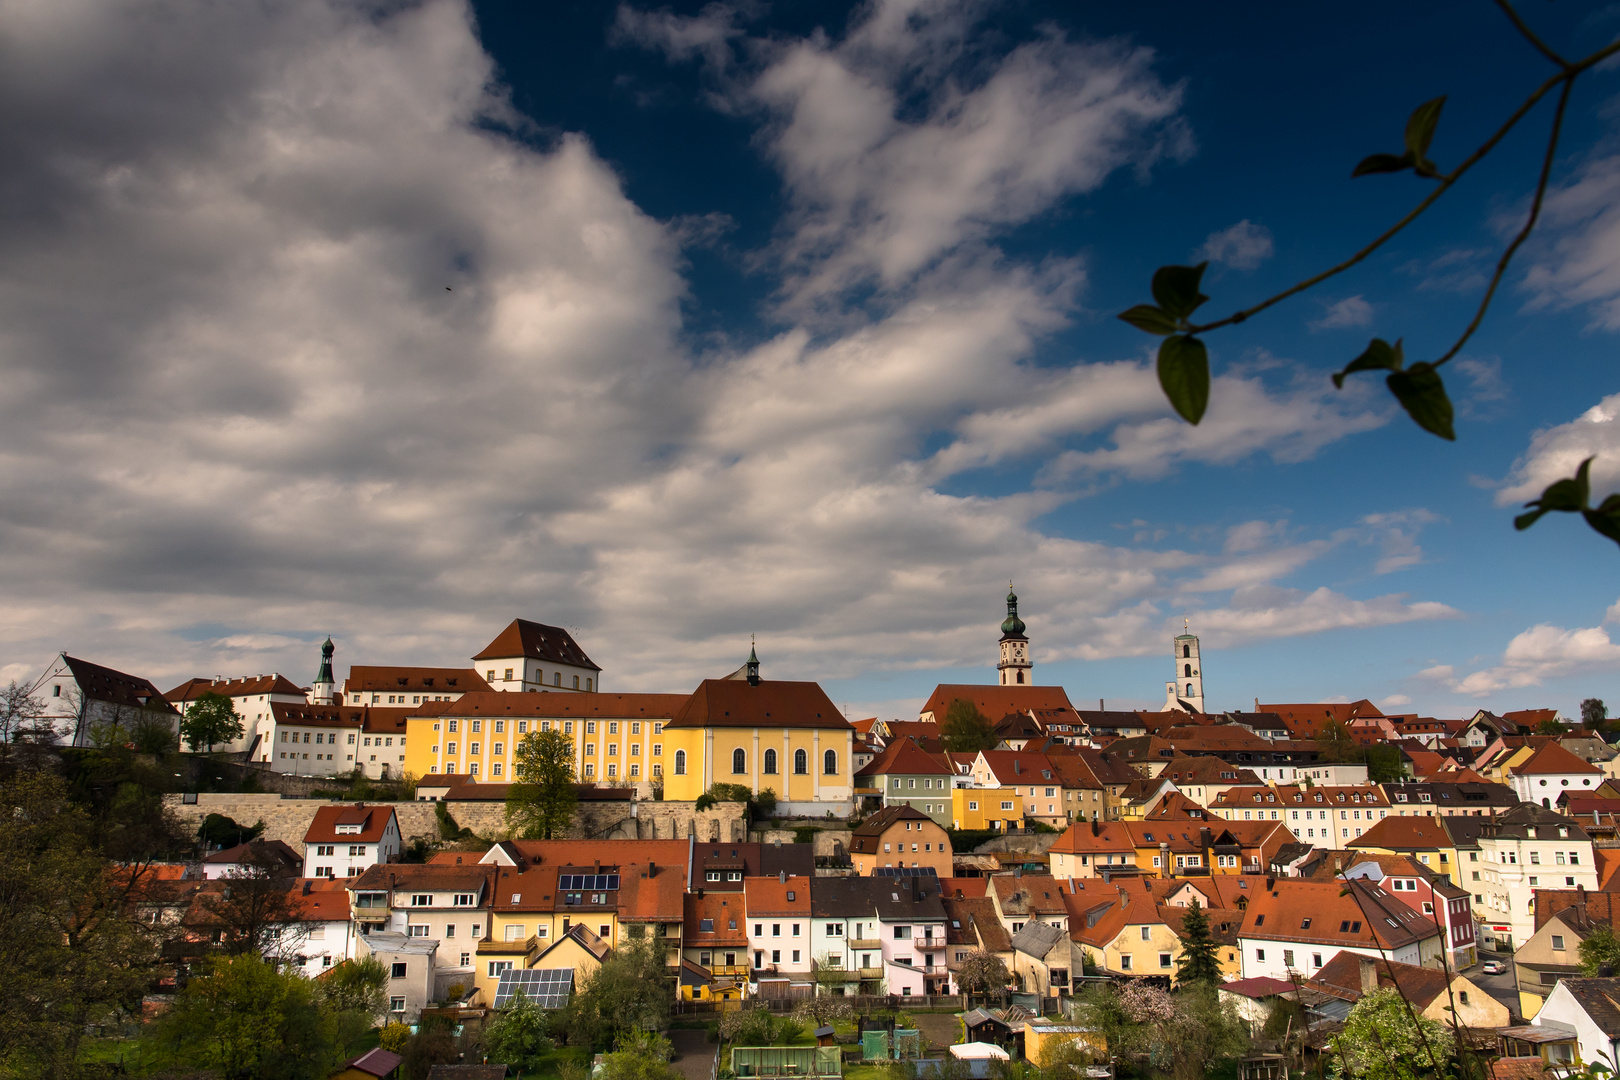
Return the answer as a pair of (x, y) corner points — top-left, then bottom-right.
(824, 749), (838, 775)
(1016, 671), (1024, 684)
(1183, 644), (1190, 658)
(764, 748), (778, 774)
(674, 749), (686, 775)
(573, 675), (580, 689)
(1184, 664), (1192, 677)
(586, 678), (592, 691)
(732, 748), (746, 774)
(1186, 683), (1194, 697)
(794, 749), (808, 775)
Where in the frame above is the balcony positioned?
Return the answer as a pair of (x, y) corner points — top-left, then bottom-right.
(858, 967), (884, 980)
(709, 964), (750, 978)
(849, 938), (881, 950)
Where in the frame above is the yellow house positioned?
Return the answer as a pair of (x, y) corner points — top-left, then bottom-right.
(1064, 877), (1245, 983)
(403, 692), (689, 784)
(1023, 1020), (1107, 1066)
(952, 786), (1024, 831)
(659, 667), (855, 808)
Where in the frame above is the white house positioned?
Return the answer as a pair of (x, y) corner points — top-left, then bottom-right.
(303, 804), (401, 879)
(271, 879), (357, 977)
(1476, 806), (1599, 950)
(1236, 878), (1442, 981)
(1509, 743), (1604, 808)
(165, 673), (307, 755)
(31, 653), (177, 747)
(1534, 977), (1620, 1071)
(473, 618), (602, 693)
(266, 703), (364, 776)
(201, 839), (303, 880)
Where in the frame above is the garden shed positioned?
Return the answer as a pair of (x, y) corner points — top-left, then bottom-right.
(730, 1046), (842, 1078)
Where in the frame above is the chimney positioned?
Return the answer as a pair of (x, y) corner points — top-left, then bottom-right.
(1358, 957), (1377, 994)
(1099, 699), (1104, 711)
(1160, 842), (1170, 879)
(1265, 876), (1275, 892)
(302, 880), (312, 895)
(1091, 821), (1099, 837)
(779, 870), (787, 884)
(648, 861), (656, 879)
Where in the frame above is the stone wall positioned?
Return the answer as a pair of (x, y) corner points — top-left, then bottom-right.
(164, 793), (750, 849)
(749, 826), (852, 857)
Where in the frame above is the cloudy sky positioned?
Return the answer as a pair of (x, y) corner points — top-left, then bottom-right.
(4, 0), (1620, 720)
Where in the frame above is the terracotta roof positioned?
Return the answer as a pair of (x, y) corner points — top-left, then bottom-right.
(1552, 977), (1620, 1036)
(344, 666), (491, 694)
(940, 878), (989, 900)
(1256, 700), (1382, 739)
(856, 737), (953, 779)
(975, 750), (1065, 786)
(1533, 891), (1620, 931)
(303, 804), (397, 844)
(885, 721), (944, 752)
(1505, 709), (1561, 727)
(1220, 976), (1298, 998)
(1048, 820), (1137, 856)
(348, 862), (492, 893)
(1238, 878), (1439, 951)
(488, 863), (560, 911)
(60, 655), (176, 713)
(1511, 741), (1603, 776)
(921, 685), (1077, 723)
(361, 707), (414, 735)
(285, 878), (353, 922)
(1348, 815), (1453, 852)
(270, 702), (365, 729)
(852, 804), (940, 847)
(990, 875), (1068, 917)
(743, 875), (812, 916)
(166, 673), (305, 703)
(1063, 876), (1164, 948)
(667, 680), (852, 731)
(1145, 791), (1221, 820)
(203, 839), (302, 868)
(415, 691), (689, 719)
(1156, 754), (1261, 785)
(483, 838), (691, 874)
(1309, 951), (1450, 1009)
(473, 618), (600, 670)
(684, 892), (749, 945)
(1075, 747), (1138, 786)
(942, 896), (1011, 952)
(1489, 1059), (1546, 1080)
(616, 862), (687, 922)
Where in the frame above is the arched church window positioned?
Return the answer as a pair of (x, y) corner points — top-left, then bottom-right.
(824, 749), (838, 775)
(1183, 644), (1190, 658)
(1186, 683), (1194, 697)
(1017, 671), (1024, 684)
(794, 749), (808, 774)
(732, 748), (746, 774)
(674, 750), (686, 775)
(764, 748), (778, 774)
(1184, 664), (1192, 677)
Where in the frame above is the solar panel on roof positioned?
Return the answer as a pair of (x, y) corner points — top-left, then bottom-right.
(494, 968), (573, 1009)
(874, 866), (937, 877)
(557, 874), (620, 891)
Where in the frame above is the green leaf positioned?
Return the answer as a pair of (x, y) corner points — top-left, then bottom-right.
(1150, 263), (1210, 321)
(1157, 335), (1210, 425)
(1404, 96), (1447, 163)
(1332, 338), (1404, 389)
(1352, 152), (1413, 178)
(1386, 362), (1455, 440)
(1118, 304), (1179, 336)
(1582, 503), (1620, 547)
(1515, 508), (1550, 531)
(1517, 457), (1595, 532)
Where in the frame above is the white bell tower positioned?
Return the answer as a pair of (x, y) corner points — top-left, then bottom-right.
(997, 585), (1033, 686)
(1162, 621), (1204, 713)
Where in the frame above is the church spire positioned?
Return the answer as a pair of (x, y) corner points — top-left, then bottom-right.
(311, 637), (336, 704)
(997, 584), (1032, 686)
(746, 637), (760, 686)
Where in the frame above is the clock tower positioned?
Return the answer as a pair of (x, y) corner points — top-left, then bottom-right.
(997, 586), (1033, 686)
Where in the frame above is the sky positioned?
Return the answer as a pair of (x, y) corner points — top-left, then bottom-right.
(3, 0), (1620, 722)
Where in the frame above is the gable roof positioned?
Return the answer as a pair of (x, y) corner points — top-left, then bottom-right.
(303, 803), (397, 844)
(420, 691), (689, 720)
(203, 839), (303, 869)
(1257, 700), (1383, 739)
(166, 673), (305, 703)
(60, 655), (176, 713)
(1554, 978), (1620, 1037)
(976, 750), (1062, 785)
(1010, 919), (1066, 958)
(942, 896), (1012, 952)
(684, 891), (749, 945)
(1308, 951), (1451, 1009)
(921, 685), (1077, 723)
(743, 875), (812, 916)
(666, 679), (851, 731)
(852, 804), (940, 844)
(473, 619), (600, 671)
(271, 701), (366, 729)
(1349, 815), (1453, 852)
(856, 737), (953, 779)
(1239, 878), (1439, 950)
(344, 666), (491, 694)
(1512, 741), (1603, 776)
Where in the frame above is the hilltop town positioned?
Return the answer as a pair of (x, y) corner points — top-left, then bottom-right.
(7, 590), (1619, 1079)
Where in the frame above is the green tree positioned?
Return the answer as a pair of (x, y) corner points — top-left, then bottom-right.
(1329, 986), (1455, 1080)
(200, 812), (265, 850)
(1316, 718), (1359, 764)
(719, 1006), (803, 1046)
(398, 1015), (469, 1080)
(191, 847), (305, 957)
(0, 772), (161, 1079)
(507, 728), (578, 839)
(598, 1031), (682, 1080)
(1538, 716), (1566, 735)
(1173, 898), (1223, 986)
(152, 953), (337, 1080)
(1580, 924), (1620, 976)
(941, 698), (998, 753)
(180, 690), (245, 753)
(1582, 698), (1608, 728)
(1166, 986), (1250, 1080)
(561, 936), (672, 1050)
(0, 681), (45, 747)
(318, 955), (389, 1020)
(956, 949), (1012, 1000)
(483, 990), (555, 1072)
(1365, 744), (1407, 783)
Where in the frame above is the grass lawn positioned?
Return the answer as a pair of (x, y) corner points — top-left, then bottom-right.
(843, 1066), (892, 1080)
(75, 1036), (161, 1076)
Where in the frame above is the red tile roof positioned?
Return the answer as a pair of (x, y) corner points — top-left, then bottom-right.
(166, 673), (305, 702)
(684, 891), (749, 945)
(344, 666), (491, 694)
(1512, 741), (1603, 776)
(920, 684), (1077, 723)
(667, 680), (852, 731)
(855, 737), (953, 779)
(473, 618), (600, 670)
(415, 691), (689, 719)
(743, 875), (812, 916)
(303, 803), (396, 844)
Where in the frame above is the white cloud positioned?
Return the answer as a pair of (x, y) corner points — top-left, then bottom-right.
(1359, 509), (1441, 574)
(1196, 219), (1273, 270)
(1521, 150), (1620, 329)
(621, 0), (1191, 309)
(0, 0), (1459, 698)
(1496, 392), (1620, 505)
(1381, 694), (1412, 707)
(1309, 295), (1374, 330)
(1451, 615), (1620, 695)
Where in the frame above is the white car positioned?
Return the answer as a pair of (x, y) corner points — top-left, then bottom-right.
(1481, 960), (1506, 975)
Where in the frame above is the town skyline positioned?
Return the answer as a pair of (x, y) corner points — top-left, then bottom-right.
(4, 1), (1620, 721)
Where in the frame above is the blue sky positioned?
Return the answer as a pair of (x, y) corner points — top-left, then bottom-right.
(3, 0), (1620, 721)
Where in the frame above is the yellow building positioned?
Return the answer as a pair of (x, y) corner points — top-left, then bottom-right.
(659, 663), (855, 808)
(952, 786), (1024, 831)
(1023, 1021), (1107, 1066)
(403, 692), (689, 783)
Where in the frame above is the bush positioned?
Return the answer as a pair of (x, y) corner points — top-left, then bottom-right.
(944, 829), (999, 853)
(793, 826), (816, 845)
(380, 1024), (411, 1052)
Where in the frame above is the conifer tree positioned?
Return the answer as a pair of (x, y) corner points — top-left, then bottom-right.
(1174, 898), (1222, 986)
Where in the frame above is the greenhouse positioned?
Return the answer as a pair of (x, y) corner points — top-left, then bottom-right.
(730, 1045), (843, 1078)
